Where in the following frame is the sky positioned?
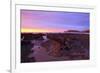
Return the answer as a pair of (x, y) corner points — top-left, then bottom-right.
(21, 10), (90, 33)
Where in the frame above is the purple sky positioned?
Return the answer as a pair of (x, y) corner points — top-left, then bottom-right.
(21, 9), (90, 33)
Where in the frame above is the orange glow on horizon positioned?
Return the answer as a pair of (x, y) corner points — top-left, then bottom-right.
(21, 28), (62, 33)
